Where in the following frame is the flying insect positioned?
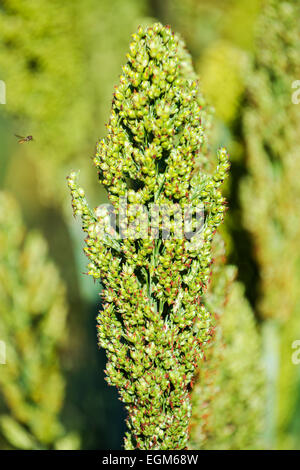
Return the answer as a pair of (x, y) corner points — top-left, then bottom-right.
(15, 134), (34, 144)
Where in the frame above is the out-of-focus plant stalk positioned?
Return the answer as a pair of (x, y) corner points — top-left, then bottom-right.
(239, 0), (300, 449)
(0, 192), (78, 449)
(189, 236), (265, 449)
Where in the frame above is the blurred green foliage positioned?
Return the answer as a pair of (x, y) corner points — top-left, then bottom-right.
(238, 0), (300, 449)
(0, 191), (79, 449)
(198, 41), (248, 126)
(0, 0), (148, 205)
(241, 0), (300, 323)
(150, 0), (262, 59)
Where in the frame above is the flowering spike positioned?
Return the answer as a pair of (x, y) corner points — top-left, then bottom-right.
(68, 23), (229, 450)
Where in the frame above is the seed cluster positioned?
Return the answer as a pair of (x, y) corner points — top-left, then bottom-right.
(68, 23), (229, 450)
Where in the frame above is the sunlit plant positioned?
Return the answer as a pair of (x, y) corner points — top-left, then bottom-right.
(68, 23), (229, 450)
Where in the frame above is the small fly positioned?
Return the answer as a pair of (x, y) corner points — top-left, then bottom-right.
(15, 134), (34, 144)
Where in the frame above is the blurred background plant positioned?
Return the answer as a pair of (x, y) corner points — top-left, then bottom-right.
(0, 0), (299, 450)
(0, 191), (79, 449)
(237, 0), (300, 449)
(189, 236), (264, 450)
